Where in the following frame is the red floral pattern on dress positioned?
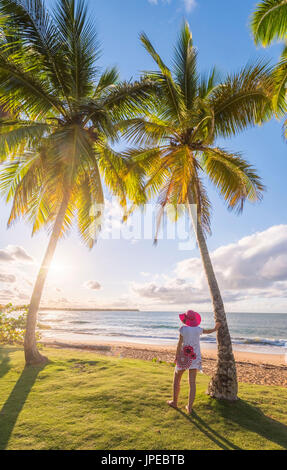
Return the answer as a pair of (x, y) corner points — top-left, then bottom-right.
(177, 353), (192, 369)
(177, 345), (197, 369)
(183, 345), (193, 356)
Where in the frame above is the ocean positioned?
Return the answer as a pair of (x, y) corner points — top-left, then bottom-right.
(39, 309), (287, 355)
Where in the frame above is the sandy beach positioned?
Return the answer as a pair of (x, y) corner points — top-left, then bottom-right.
(42, 337), (287, 388)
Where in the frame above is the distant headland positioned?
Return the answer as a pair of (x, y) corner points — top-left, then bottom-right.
(40, 307), (140, 312)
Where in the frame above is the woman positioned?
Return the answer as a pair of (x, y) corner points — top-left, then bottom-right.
(168, 310), (221, 414)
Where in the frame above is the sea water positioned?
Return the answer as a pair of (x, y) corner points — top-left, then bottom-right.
(39, 309), (287, 355)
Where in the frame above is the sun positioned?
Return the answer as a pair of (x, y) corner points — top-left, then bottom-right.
(49, 258), (73, 275)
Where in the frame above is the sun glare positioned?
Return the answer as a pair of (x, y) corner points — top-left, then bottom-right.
(48, 258), (73, 276)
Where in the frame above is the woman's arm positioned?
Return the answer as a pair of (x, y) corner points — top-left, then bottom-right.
(203, 322), (221, 334)
(174, 335), (183, 363)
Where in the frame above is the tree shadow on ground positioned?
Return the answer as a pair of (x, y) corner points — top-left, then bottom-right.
(0, 348), (11, 379)
(214, 398), (287, 450)
(0, 363), (46, 450)
(176, 408), (241, 449)
(177, 398), (287, 450)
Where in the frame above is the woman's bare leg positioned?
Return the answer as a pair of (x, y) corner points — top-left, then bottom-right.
(186, 369), (197, 414)
(167, 369), (184, 408)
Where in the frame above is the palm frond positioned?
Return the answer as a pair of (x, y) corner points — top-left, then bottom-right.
(0, 54), (65, 117)
(201, 147), (265, 213)
(154, 176), (174, 244)
(0, 120), (51, 160)
(74, 166), (104, 248)
(98, 144), (147, 207)
(0, 154), (43, 223)
(251, 0), (287, 46)
(198, 67), (221, 99)
(283, 115), (287, 138)
(272, 54), (287, 114)
(0, 0), (70, 99)
(97, 144), (128, 208)
(173, 21), (198, 110)
(45, 125), (96, 173)
(103, 78), (157, 120)
(210, 61), (273, 137)
(95, 67), (119, 95)
(117, 117), (173, 147)
(141, 32), (185, 123)
(187, 176), (212, 236)
(53, 0), (100, 100)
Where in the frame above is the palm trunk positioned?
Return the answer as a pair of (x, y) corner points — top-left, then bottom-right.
(187, 194), (238, 400)
(24, 193), (70, 365)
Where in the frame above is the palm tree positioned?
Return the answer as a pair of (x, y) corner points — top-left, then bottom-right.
(251, 0), (287, 136)
(121, 23), (272, 400)
(0, 0), (150, 365)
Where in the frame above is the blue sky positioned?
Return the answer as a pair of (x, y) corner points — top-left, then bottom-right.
(0, 0), (287, 313)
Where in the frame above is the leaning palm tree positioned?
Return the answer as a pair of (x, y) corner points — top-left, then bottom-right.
(0, 0), (150, 365)
(251, 0), (287, 135)
(121, 23), (272, 400)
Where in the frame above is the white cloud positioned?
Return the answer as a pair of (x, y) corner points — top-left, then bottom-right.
(0, 286), (30, 304)
(0, 273), (16, 283)
(176, 225), (287, 290)
(0, 245), (34, 264)
(83, 280), (102, 291)
(131, 225), (287, 311)
(132, 277), (245, 306)
(148, 0), (171, 4)
(183, 0), (196, 13)
(0, 245), (35, 305)
(0, 250), (13, 263)
(132, 278), (207, 305)
(147, 0), (196, 13)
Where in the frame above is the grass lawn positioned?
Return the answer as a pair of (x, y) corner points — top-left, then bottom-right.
(0, 346), (286, 450)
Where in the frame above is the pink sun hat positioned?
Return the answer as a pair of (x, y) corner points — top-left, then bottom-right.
(179, 310), (201, 327)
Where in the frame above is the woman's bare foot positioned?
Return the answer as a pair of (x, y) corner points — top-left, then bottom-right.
(167, 400), (178, 409)
(185, 405), (192, 414)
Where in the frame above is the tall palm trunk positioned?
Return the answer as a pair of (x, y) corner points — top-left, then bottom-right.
(24, 192), (70, 365)
(187, 193), (238, 400)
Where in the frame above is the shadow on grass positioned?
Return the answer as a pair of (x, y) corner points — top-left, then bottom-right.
(0, 363), (46, 450)
(0, 348), (11, 379)
(215, 399), (287, 450)
(66, 359), (101, 366)
(177, 398), (287, 450)
(177, 408), (241, 450)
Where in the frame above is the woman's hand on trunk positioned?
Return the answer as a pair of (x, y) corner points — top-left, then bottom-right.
(215, 322), (222, 331)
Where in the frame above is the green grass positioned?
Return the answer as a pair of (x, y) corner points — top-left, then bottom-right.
(0, 346), (286, 450)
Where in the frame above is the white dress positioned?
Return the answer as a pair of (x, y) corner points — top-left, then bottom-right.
(176, 325), (203, 371)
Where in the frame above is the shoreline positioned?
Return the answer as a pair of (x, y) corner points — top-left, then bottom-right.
(42, 336), (286, 365)
(42, 337), (287, 388)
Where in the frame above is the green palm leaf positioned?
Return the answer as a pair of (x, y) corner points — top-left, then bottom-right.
(210, 62), (272, 137)
(0, 0), (70, 99)
(95, 67), (119, 95)
(173, 22), (198, 110)
(251, 1), (287, 134)
(201, 147), (265, 213)
(0, 121), (50, 160)
(127, 22), (268, 238)
(272, 54), (287, 114)
(53, 0), (100, 100)
(251, 0), (287, 46)
(141, 32), (185, 123)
